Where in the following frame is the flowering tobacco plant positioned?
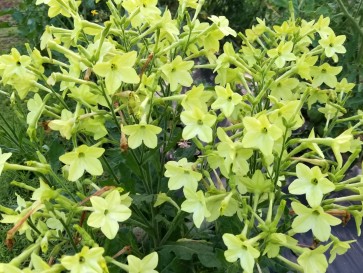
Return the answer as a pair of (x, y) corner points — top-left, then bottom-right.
(0, 0), (362, 272)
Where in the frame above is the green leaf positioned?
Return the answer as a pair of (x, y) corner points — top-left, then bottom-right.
(159, 241), (222, 269)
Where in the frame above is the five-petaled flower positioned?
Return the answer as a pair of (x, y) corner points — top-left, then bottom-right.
(61, 246), (105, 273)
(93, 51), (140, 94)
(288, 163), (335, 207)
(59, 145), (105, 181)
(87, 190), (132, 239)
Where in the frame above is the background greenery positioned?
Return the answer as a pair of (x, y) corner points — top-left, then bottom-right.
(0, 0), (362, 266)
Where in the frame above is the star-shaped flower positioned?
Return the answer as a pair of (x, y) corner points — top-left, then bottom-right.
(288, 163), (335, 207)
(311, 63), (342, 88)
(211, 84), (242, 117)
(122, 123), (162, 149)
(241, 114), (282, 156)
(319, 32), (346, 58)
(48, 109), (76, 140)
(297, 244), (331, 273)
(180, 107), (217, 143)
(181, 188), (210, 228)
(93, 51), (140, 94)
(164, 158), (202, 191)
(59, 145), (105, 181)
(267, 41), (296, 68)
(127, 252), (158, 273)
(222, 233), (260, 273)
(291, 202), (341, 242)
(61, 246), (105, 273)
(160, 56), (194, 92)
(87, 190), (132, 239)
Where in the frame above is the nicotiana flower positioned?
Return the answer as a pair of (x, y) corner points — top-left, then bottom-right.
(127, 252), (159, 273)
(93, 51), (140, 94)
(267, 41), (296, 68)
(181, 188), (210, 228)
(160, 55), (194, 92)
(61, 246), (105, 273)
(164, 158), (202, 191)
(297, 244), (331, 273)
(291, 202), (341, 242)
(87, 190), (132, 239)
(222, 233), (260, 273)
(180, 107), (217, 143)
(241, 114), (282, 156)
(59, 145), (105, 181)
(211, 84), (242, 117)
(319, 32), (346, 59)
(48, 109), (75, 140)
(122, 123), (162, 149)
(288, 163), (335, 207)
(311, 63), (342, 88)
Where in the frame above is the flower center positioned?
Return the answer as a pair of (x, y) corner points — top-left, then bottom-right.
(111, 63), (117, 70)
(312, 210), (320, 216)
(184, 170), (190, 175)
(79, 256), (85, 263)
(261, 127), (268, 133)
(321, 68), (327, 73)
(311, 178), (318, 185)
(104, 209), (109, 215)
(197, 119), (203, 125)
(16, 61), (21, 66)
(78, 152), (85, 158)
(227, 96), (232, 101)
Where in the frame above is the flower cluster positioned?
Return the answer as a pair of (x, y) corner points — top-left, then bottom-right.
(0, 0), (362, 272)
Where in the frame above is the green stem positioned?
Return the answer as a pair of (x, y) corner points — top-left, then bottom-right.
(159, 211), (186, 245)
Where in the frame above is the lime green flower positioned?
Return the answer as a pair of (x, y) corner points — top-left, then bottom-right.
(205, 192), (239, 221)
(209, 16), (237, 37)
(263, 233), (298, 258)
(93, 52), (140, 94)
(335, 78), (355, 93)
(79, 116), (108, 140)
(48, 109), (75, 140)
(160, 56), (194, 92)
(87, 190), (132, 239)
(0, 48), (31, 82)
(123, 123), (162, 149)
(127, 252), (159, 273)
(319, 32), (346, 58)
(216, 128), (252, 176)
(180, 107), (217, 143)
(181, 84), (213, 111)
(122, 0), (160, 28)
(181, 188), (211, 228)
(61, 246), (105, 273)
(211, 84), (242, 117)
(0, 148), (12, 176)
(59, 145), (105, 181)
(295, 54), (318, 81)
(329, 235), (355, 263)
(269, 100), (304, 130)
(164, 158), (202, 191)
(222, 233), (260, 273)
(288, 163), (335, 207)
(297, 244), (331, 273)
(311, 63), (342, 88)
(267, 41), (296, 68)
(270, 78), (299, 101)
(291, 202), (341, 242)
(314, 15), (332, 38)
(241, 114), (283, 156)
(239, 170), (273, 194)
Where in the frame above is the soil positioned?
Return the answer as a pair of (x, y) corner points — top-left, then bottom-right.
(0, 0), (22, 53)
